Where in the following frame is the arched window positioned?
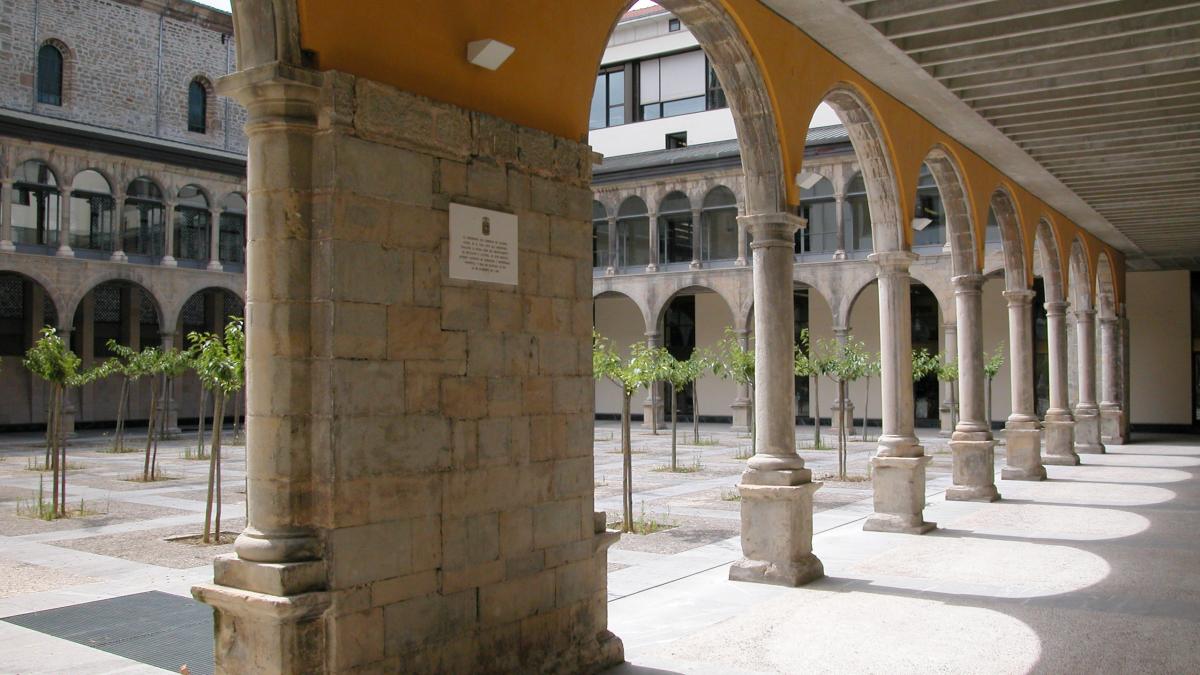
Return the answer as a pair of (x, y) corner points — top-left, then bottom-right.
(123, 177), (165, 257)
(592, 201), (609, 268)
(800, 177), (836, 253)
(985, 207), (1001, 244)
(913, 164), (945, 247)
(37, 44), (63, 106)
(616, 196), (649, 269)
(188, 80), (208, 133)
(844, 171), (872, 252)
(701, 186), (738, 261)
(657, 192), (692, 265)
(69, 170), (115, 252)
(11, 160), (61, 246)
(219, 193), (246, 264)
(175, 185), (210, 262)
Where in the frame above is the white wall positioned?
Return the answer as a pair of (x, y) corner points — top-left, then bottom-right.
(981, 276), (1012, 427)
(693, 292), (738, 416)
(1127, 270), (1191, 425)
(594, 295), (649, 416)
(589, 109), (738, 158)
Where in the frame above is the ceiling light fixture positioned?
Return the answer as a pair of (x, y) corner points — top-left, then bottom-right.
(467, 39), (515, 71)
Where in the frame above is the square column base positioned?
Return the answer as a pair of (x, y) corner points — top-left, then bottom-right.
(1074, 409), (1106, 454)
(864, 456), (935, 534)
(1042, 418), (1080, 465)
(193, 583), (330, 675)
(1003, 423), (1045, 481)
(730, 472), (823, 587)
(1101, 407), (1126, 445)
(947, 438), (1000, 502)
(730, 399), (751, 434)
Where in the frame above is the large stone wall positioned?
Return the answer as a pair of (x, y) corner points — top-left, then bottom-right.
(300, 73), (621, 672)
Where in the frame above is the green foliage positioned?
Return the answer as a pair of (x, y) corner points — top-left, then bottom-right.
(664, 348), (710, 393)
(591, 330), (669, 395)
(935, 355), (959, 382)
(984, 341), (1006, 379)
(911, 347), (941, 381)
(821, 336), (872, 384)
(711, 328), (753, 386)
(793, 328), (824, 378)
(188, 317), (246, 395)
(103, 340), (157, 380)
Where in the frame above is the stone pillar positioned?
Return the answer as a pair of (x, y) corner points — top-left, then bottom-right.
(730, 212), (822, 587)
(162, 199), (177, 267)
(56, 181), (74, 258)
(1073, 308), (1105, 453)
(690, 207), (702, 270)
(0, 178), (14, 251)
(191, 65), (329, 675)
(641, 331), (664, 430)
(948, 274), (999, 501)
(735, 205), (747, 266)
(729, 327), (752, 432)
(938, 322), (957, 437)
(1042, 301), (1079, 465)
(1003, 290), (1045, 480)
(646, 210), (659, 272)
(830, 326), (854, 436)
(111, 186), (128, 262)
(207, 207), (224, 270)
(833, 191), (846, 260)
(865, 251), (934, 534)
(1099, 316), (1126, 444)
(1120, 313), (1132, 442)
(605, 216), (617, 275)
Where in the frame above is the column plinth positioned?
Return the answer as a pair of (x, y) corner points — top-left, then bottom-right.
(1098, 316), (1126, 445)
(730, 212), (822, 586)
(1043, 301), (1080, 465)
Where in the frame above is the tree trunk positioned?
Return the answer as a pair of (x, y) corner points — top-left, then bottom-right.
(114, 376), (128, 452)
(49, 385), (61, 517)
(44, 386), (53, 468)
(862, 375), (870, 442)
(748, 383), (756, 456)
(650, 382), (658, 435)
(813, 375), (821, 448)
(986, 377), (993, 431)
(621, 391), (633, 533)
(692, 385), (700, 445)
(203, 390), (220, 544)
(59, 388), (68, 516)
(143, 378), (159, 481)
(213, 391), (225, 542)
(670, 387), (678, 471)
(151, 376), (168, 480)
(232, 389), (241, 441)
(839, 380), (848, 479)
(197, 386), (208, 459)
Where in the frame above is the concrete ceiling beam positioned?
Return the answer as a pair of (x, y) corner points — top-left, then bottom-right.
(996, 102), (1200, 132)
(957, 60), (1200, 105)
(981, 90), (1200, 120)
(876, 0), (1118, 40)
(1007, 117), (1200, 144)
(1014, 124), (1200, 151)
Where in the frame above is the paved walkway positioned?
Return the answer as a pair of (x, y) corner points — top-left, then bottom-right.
(606, 434), (1200, 674)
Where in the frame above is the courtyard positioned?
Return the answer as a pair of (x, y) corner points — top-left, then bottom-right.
(0, 423), (1196, 673)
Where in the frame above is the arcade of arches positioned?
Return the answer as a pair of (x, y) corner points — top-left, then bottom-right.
(186, 1), (1157, 673)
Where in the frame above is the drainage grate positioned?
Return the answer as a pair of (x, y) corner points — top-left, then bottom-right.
(3, 591), (214, 674)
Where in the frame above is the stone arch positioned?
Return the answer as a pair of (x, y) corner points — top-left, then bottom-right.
(176, 286), (247, 336)
(593, 288), (654, 337)
(909, 264), (957, 325)
(69, 165), (117, 193)
(1033, 219), (1065, 304)
(0, 270), (60, 331)
(15, 156), (64, 188)
(920, 145), (976, 277)
(62, 274), (165, 332)
(650, 282), (740, 334)
(1067, 237), (1092, 312)
(1095, 252), (1117, 321)
(988, 185), (1029, 291)
(820, 84), (905, 252)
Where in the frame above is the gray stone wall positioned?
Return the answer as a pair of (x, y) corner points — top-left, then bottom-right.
(306, 73), (620, 672)
(0, 0), (246, 154)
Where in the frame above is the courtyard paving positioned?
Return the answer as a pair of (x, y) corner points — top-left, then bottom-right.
(0, 422), (1195, 673)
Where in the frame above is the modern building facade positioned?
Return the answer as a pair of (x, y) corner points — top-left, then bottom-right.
(0, 0), (246, 432)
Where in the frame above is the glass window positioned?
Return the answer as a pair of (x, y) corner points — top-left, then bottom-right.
(638, 50), (707, 121)
(913, 164), (945, 246)
(617, 197), (649, 269)
(123, 177), (164, 257)
(188, 80), (208, 133)
(219, 193), (246, 264)
(844, 172), (872, 252)
(589, 67), (626, 130)
(11, 160), (60, 246)
(701, 186), (738, 261)
(592, 201), (609, 268)
(706, 58), (727, 111)
(37, 44), (63, 106)
(69, 170), (115, 251)
(658, 192), (692, 265)
(800, 177), (836, 254)
(174, 185), (210, 261)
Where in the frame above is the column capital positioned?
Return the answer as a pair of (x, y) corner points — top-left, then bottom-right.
(1003, 289), (1036, 307)
(832, 325), (851, 339)
(1075, 307), (1096, 319)
(1098, 315), (1119, 326)
(951, 273), (984, 293)
(868, 250), (918, 273)
(739, 212), (804, 247)
(1044, 300), (1069, 316)
(942, 322), (957, 334)
(216, 62), (323, 127)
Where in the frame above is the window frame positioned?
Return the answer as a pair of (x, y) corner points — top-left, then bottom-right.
(188, 80), (209, 134)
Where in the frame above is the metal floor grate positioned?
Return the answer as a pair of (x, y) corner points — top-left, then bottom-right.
(3, 590), (214, 675)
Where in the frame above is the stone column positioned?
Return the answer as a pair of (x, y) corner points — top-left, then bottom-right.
(1099, 316), (1126, 444)
(207, 207), (224, 270)
(729, 327), (752, 432)
(1073, 308), (1105, 453)
(938, 322), (957, 437)
(690, 207), (703, 270)
(865, 251), (934, 534)
(1120, 313), (1132, 442)
(162, 199), (177, 267)
(646, 210), (659, 272)
(641, 331), (664, 430)
(830, 326), (854, 437)
(55, 181), (74, 257)
(605, 216), (617, 275)
(1003, 290), (1045, 480)
(833, 191), (846, 260)
(735, 206), (747, 266)
(110, 186), (128, 262)
(948, 274), (999, 501)
(191, 65), (329, 675)
(0, 179), (14, 251)
(730, 212), (822, 587)
(1042, 301), (1080, 465)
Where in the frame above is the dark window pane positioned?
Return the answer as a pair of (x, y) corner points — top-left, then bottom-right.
(589, 76), (606, 130)
(662, 95), (705, 117)
(37, 45), (63, 106)
(188, 81), (208, 133)
(608, 70), (625, 105)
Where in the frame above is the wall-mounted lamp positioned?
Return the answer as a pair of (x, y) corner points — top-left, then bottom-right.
(794, 171), (823, 190)
(912, 217), (933, 231)
(467, 39), (515, 71)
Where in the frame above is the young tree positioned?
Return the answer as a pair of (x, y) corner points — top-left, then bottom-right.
(685, 349), (710, 445)
(821, 336), (870, 478)
(141, 347), (191, 481)
(592, 331), (666, 533)
(794, 328), (827, 448)
(860, 355), (881, 442)
(983, 341), (1006, 430)
(712, 328), (755, 455)
(936, 354), (960, 429)
(104, 340), (153, 454)
(189, 318), (245, 544)
(23, 327), (103, 518)
(662, 349), (707, 470)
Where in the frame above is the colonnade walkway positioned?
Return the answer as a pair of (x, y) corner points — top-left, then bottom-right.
(606, 434), (1200, 674)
